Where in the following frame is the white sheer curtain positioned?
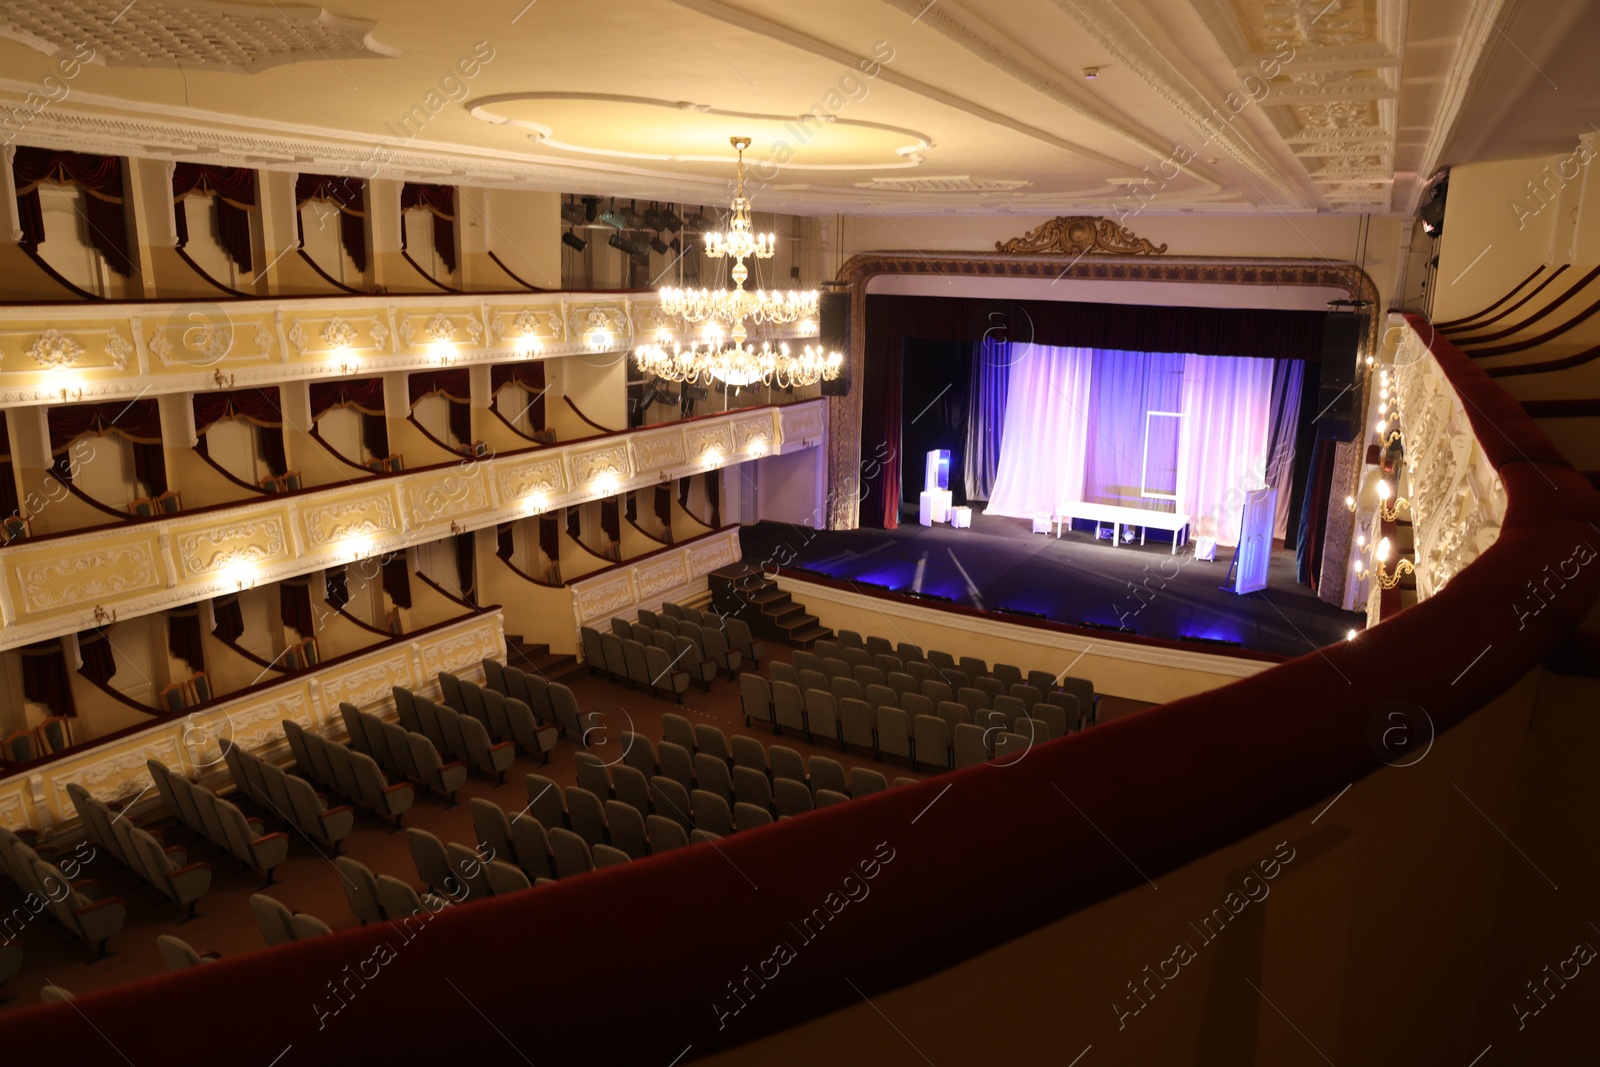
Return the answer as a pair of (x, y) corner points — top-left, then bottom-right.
(1175, 355), (1275, 546)
(984, 344), (1093, 519)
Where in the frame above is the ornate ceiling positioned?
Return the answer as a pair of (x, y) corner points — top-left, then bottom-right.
(0, 0), (1575, 216)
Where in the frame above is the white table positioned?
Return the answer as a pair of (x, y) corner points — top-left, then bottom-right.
(1057, 502), (1192, 555)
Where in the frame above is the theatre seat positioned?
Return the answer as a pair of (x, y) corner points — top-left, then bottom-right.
(334, 856), (385, 925)
(156, 934), (218, 971)
(774, 779), (814, 818)
(605, 801), (649, 859)
(646, 814), (689, 853)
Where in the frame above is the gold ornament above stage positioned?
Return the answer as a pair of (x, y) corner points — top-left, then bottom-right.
(995, 216), (1168, 257)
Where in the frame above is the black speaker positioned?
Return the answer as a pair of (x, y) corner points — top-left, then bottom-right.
(1315, 312), (1362, 441)
(819, 291), (851, 397)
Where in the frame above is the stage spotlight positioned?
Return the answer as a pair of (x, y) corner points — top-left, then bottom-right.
(643, 202), (666, 230)
(598, 198), (628, 230)
(684, 210), (712, 231)
(581, 195), (599, 222)
(650, 235), (670, 255)
(622, 199), (647, 229)
(668, 236), (682, 254)
(560, 199), (586, 227)
(608, 231), (649, 257)
(562, 229), (587, 252)
(660, 206), (683, 232)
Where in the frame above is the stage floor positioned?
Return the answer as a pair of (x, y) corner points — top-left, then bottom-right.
(741, 511), (1362, 660)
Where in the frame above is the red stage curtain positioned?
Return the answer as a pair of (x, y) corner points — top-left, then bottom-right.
(400, 183), (456, 274)
(20, 639), (76, 717)
(76, 628), (116, 685)
(491, 361), (546, 430)
(324, 566), (349, 611)
(173, 164), (256, 271)
(295, 173), (367, 272)
(496, 523), (514, 560)
(859, 330), (903, 528)
(654, 485), (672, 530)
(167, 607), (205, 671)
(624, 491), (637, 524)
(280, 578), (313, 638)
(381, 553), (412, 609)
(308, 378), (384, 418)
(453, 533), (477, 606)
(212, 594), (245, 644)
(13, 146), (132, 276)
(678, 477), (691, 510)
(565, 506), (580, 542)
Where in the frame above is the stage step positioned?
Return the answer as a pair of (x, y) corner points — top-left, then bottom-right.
(708, 563), (832, 648)
(505, 635), (583, 682)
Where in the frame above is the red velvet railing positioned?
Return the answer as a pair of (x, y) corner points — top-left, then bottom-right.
(3, 317), (1598, 1063)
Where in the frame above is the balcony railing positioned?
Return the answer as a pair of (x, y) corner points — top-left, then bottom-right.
(0, 400), (825, 652)
(0, 609), (504, 831)
(0, 290), (816, 407)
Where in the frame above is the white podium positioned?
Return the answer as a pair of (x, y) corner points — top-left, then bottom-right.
(919, 490), (952, 526)
(950, 506), (972, 529)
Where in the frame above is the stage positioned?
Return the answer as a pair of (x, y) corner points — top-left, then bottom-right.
(741, 512), (1361, 660)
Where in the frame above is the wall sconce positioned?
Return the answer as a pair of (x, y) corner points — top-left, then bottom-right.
(1376, 481), (1410, 522)
(1344, 494), (1357, 513)
(213, 369), (236, 389)
(449, 521), (465, 535)
(58, 386), (83, 402)
(1373, 537), (1415, 590)
(93, 605), (117, 626)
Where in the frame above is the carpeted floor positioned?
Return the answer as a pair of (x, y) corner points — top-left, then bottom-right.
(740, 512), (1363, 659)
(0, 640), (1153, 1011)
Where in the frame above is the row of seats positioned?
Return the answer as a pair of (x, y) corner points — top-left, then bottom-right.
(651, 602), (765, 665)
(333, 855), (449, 925)
(348, 697), (469, 805)
(146, 760), (290, 882)
(440, 670), (559, 761)
(807, 635), (1100, 722)
(278, 720), (413, 829)
(774, 658), (1087, 727)
(0, 827), (126, 961)
(582, 625), (698, 699)
(610, 616), (745, 680)
(250, 894), (331, 946)
(391, 686), (515, 785)
(479, 658), (578, 748)
(405, 827), (539, 900)
(67, 784), (212, 921)
(517, 773), (725, 867)
(227, 735), (357, 850)
(744, 675), (1066, 769)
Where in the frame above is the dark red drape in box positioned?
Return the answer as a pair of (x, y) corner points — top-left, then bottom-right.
(295, 173), (367, 272)
(13, 146), (133, 276)
(706, 469), (722, 528)
(325, 566), (350, 611)
(173, 163), (257, 271)
(565, 507), (580, 542)
(860, 331), (903, 529)
(400, 183), (457, 275)
(194, 387), (287, 476)
(21, 639), (76, 717)
(212, 594), (245, 644)
(655, 485), (672, 529)
(453, 533), (477, 606)
(600, 498), (620, 544)
(678, 477), (691, 509)
(168, 607), (205, 671)
(492, 361), (546, 431)
(382, 553), (412, 609)
(310, 378), (389, 457)
(0, 410), (17, 521)
(624, 492), (637, 523)
(76, 628), (116, 685)
(410, 369), (473, 444)
(48, 399), (166, 493)
(496, 524), (515, 561)
(539, 515), (560, 562)
(280, 578), (313, 638)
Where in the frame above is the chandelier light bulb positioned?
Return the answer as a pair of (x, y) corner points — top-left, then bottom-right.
(1376, 420), (1387, 433)
(1377, 537), (1391, 563)
(1377, 481), (1391, 501)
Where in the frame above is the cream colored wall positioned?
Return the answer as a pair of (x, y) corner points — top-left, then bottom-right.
(477, 188), (560, 291)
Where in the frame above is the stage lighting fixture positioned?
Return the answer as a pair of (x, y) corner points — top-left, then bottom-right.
(643, 202), (667, 230)
(581, 196), (599, 222)
(560, 199), (586, 227)
(1419, 184), (1447, 237)
(622, 200), (647, 229)
(1080, 620), (1135, 634)
(996, 606), (1049, 620)
(650, 235), (670, 255)
(669, 236), (682, 254)
(562, 230), (587, 252)
(598, 199), (629, 230)
(660, 206), (683, 232)
(609, 231), (649, 257)
(1179, 634), (1243, 648)
(684, 210), (713, 232)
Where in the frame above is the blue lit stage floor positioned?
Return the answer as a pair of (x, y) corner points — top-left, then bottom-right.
(740, 511), (1363, 660)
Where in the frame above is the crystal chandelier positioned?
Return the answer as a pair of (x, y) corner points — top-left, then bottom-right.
(639, 136), (841, 388)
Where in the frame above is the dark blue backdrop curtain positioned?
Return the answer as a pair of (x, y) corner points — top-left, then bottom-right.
(1081, 350), (1184, 513)
(1265, 360), (1305, 538)
(964, 338), (1009, 501)
(899, 339), (971, 510)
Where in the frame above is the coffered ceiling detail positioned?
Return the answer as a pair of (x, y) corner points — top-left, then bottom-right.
(0, 0), (1566, 216)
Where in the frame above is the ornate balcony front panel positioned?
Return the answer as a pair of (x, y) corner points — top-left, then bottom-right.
(0, 610), (505, 833)
(0, 400), (822, 651)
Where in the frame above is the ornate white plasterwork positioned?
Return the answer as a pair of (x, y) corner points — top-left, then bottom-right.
(302, 497), (397, 547)
(0, 1), (401, 73)
(175, 518), (288, 577)
(27, 329), (84, 369)
(19, 544), (159, 612)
